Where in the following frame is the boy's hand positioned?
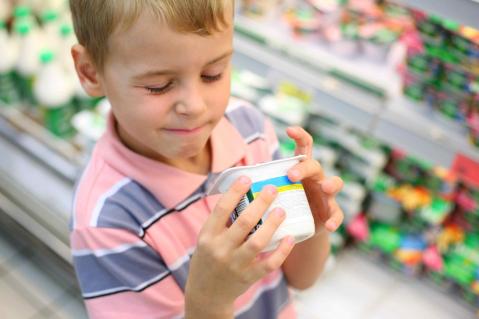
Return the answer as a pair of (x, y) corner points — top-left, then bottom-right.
(286, 126), (344, 234)
(185, 177), (295, 318)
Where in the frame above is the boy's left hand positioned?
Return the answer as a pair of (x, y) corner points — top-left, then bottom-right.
(285, 127), (344, 234)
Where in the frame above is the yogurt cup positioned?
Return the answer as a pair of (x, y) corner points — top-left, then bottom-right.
(208, 155), (315, 251)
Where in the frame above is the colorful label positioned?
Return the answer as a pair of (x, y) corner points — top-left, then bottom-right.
(231, 175), (304, 234)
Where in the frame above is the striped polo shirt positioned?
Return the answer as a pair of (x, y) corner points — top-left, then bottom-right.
(70, 98), (297, 319)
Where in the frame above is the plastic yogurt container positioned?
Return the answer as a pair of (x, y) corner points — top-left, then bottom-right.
(208, 155), (315, 251)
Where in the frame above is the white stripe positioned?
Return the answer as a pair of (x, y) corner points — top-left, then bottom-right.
(235, 273), (284, 317)
(245, 132), (265, 144)
(89, 178), (131, 227)
(141, 193), (204, 231)
(175, 193), (204, 211)
(169, 247), (195, 272)
(72, 160), (93, 229)
(83, 270), (170, 298)
(72, 241), (147, 257)
(142, 208), (169, 229)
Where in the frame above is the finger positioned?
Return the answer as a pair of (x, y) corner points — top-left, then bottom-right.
(253, 236), (295, 277)
(320, 176), (344, 195)
(286, 126), (313, 157)
(203, 176), (251, 234)
(226, 185), (278, 246)
(324, 199), (344, 232)
(287, 158), (324, 183)
(234, 207), (287, 265)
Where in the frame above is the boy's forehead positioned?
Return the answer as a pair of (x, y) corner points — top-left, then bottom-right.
(106, 10), (234, 71)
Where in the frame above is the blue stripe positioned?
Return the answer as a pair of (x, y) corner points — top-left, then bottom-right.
(97, 181), (165, 236)
(170, 258), (191, 291)
(237, 275), (290, 319)
(226, 105), (265, 143)
(251, 175), (298, 193)
(74, 244), (169, 297)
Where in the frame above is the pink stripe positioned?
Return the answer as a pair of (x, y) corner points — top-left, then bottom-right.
(73, 157), (127, 228)
(85, 276), (184, 319)
(278, 301), (297, 319)
(70, 228), (141, 251)
(144, 203), (208, 265)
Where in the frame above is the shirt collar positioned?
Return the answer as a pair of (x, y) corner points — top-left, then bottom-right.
(97, 111), (247, 208)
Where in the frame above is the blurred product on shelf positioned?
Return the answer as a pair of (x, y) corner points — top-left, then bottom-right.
(33, 49), (75, 137)
(0, 20), (20, 105)
(402, 8), (479, 150)
(0, 0), (102, 141)
(262, 0), (413, 62)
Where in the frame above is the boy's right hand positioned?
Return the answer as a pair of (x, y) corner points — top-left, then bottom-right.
(185, 176), (295, 319)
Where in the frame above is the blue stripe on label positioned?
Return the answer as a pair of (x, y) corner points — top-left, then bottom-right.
(250, 175), (299, 193)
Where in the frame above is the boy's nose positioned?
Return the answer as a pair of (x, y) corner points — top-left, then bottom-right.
(175, 82), (206, 116)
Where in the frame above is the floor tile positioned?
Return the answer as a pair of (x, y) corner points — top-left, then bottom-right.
(295, 251), (401, 319)
(366, 277), (477, 319)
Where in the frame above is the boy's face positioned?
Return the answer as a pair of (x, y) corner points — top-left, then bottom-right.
(97, 11), (234, 166)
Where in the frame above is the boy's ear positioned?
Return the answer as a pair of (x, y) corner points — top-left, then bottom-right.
(71, 44), (105, 97)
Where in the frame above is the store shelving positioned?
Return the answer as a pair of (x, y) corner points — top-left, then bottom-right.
(0, 106), (77, 263)
(395, 0), (479, 29)
(233, 15), (479, 168)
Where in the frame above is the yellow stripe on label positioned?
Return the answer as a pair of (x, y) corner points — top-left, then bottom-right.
(252, 183), (304, 198)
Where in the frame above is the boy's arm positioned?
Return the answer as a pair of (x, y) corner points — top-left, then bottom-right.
(281, 228), (330, 290)
(280, 126), (344, 290)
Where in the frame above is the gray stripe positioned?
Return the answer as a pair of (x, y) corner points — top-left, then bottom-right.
(74, 243), (168, 297)
(97, 181), (165, 236)
(170, 257), (191, 291)
(237, 276), (290, 319)
(272, 147), (282, 161)
(226, 106), (265, 143)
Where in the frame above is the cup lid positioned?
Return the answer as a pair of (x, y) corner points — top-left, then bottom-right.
(207, 155), (306, 195)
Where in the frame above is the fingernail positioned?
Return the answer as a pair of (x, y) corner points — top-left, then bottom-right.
(266, 185), (277, 195)
(326, 220), (336, 230)
(239, 176), (251, 185)
(290, 170), (300, 180)
(274, 208), (285, 218)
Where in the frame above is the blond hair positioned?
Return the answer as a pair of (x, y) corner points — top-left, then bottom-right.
(69, 0), (233, 70)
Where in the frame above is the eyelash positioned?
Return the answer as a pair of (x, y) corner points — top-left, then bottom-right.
(145, 73), (223, 95)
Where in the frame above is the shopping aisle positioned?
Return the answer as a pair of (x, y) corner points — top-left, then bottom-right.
(0, 217), (87, 319)
(295, 250), (477, 319)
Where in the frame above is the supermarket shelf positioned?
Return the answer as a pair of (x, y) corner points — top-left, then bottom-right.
(0, 129), (73, 262)
(233, 33), (385, 134)
(0, 107), (83, 183)
(234, 15), (403, 98)
(378, 97), (479, 167)
(233, 31), (479, 168)
(396, 0), (479, 30)
(0, 107), (76, 262)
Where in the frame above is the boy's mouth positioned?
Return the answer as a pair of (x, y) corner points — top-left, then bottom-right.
(163, 125), (205, 136)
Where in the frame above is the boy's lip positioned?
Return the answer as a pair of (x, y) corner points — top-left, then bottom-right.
(163, 125), (205, 135)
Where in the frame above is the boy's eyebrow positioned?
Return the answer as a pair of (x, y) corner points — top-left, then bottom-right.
(132, 50), (234, 81)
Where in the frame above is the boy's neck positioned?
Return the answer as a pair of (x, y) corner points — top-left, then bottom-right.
(116, 122), (212, 175)
(163, 142), (212, 175)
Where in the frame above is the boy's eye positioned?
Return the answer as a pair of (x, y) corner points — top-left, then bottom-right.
(145, 82), (173, 95)
(201, 73), (223, 83)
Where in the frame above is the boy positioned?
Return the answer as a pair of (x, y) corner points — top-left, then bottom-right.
(69, 1), (344, 318)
